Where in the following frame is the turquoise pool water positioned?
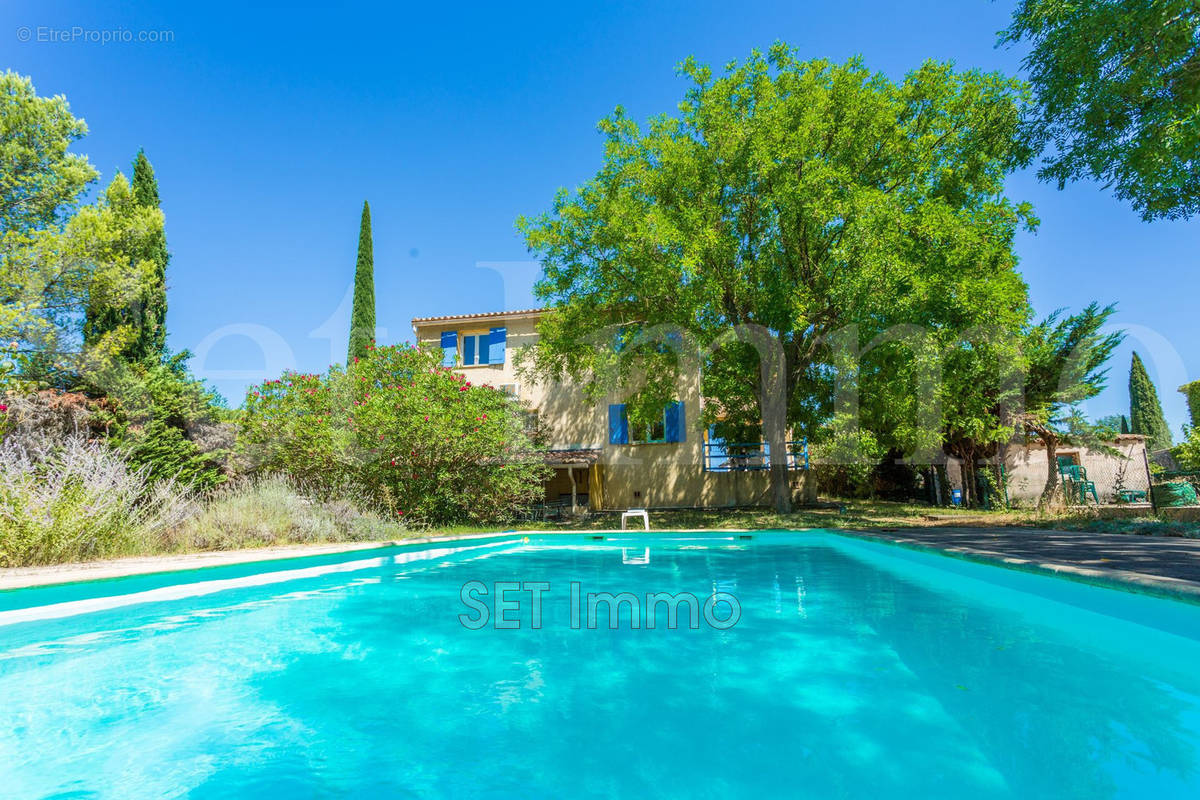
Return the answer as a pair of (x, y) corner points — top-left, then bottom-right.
(3, 532), (1200, 798)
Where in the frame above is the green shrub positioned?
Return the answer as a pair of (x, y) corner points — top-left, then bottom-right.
(95, 356), (232, 489)
(163, 475), (405, 551)
(0, 435), (195, 566)
(240, 344), (548, 526)
(1175, 426), (1200, 471)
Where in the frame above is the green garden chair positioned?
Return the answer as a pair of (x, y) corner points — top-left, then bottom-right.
(1060, 464), (1099, 504)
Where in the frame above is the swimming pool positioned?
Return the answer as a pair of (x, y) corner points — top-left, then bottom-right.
(3, 531), (1200, 798)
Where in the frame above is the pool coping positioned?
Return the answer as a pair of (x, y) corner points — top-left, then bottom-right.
(0, 536), (507, 591)
(5, 527), (1200, 605)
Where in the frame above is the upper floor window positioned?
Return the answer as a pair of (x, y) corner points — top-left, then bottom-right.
(440, 326), (506, 367)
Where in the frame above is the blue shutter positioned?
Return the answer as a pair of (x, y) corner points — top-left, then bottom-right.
(463, 335), (476, 366)
(488, 327), (506, 365)
(608, 404), (629, 445)
(665, 401), (685, 443)
(440, 331), (457, 366)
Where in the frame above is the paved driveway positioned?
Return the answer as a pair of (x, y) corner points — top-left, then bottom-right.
(849, 526), (1200, 600)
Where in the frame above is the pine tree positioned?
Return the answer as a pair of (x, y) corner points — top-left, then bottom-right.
(84, 150), (169, 362)
(348, 201), (375, 362)
(1129, 351), (1173, 451)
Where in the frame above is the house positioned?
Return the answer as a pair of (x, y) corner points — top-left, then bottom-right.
(411, 309), (817, 511)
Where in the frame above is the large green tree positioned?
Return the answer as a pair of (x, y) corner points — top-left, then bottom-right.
(1018, 303), (1123, 507)
(1, 71), (97, 385)
(1001, 1), (1200, 220)
(0, 72), (96, 234)
(1129, 351), (1173, 450)
(518, 46), (1035, 511)
(83, 150), (169, 364)
(347, 201), (375, 362)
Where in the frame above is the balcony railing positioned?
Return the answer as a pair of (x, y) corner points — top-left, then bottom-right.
(702, 439), (809, 472)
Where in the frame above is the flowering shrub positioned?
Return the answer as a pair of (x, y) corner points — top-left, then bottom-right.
(240, 344), (547, 525)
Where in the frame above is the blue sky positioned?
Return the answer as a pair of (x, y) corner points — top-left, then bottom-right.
(4, 0), (1196, 433)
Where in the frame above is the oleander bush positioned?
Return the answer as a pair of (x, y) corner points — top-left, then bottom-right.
(240, 343), (549, 526)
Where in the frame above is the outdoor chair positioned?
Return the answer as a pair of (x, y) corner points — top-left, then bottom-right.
(1060, 464), (1099, 504)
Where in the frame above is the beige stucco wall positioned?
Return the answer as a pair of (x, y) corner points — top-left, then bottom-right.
(413, 311), (816, 510)
(414, 313), (607, 450)
(596, 456), (816, 510)
(1004, 435), (1150, 505)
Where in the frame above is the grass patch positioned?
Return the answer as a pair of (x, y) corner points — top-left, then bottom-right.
(533, 499), (1200, 538)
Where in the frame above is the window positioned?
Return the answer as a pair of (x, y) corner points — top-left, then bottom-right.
(607, 402), (685, 445)
(454, 326), (507, 366)
(641, 414), (667, 444)
(462, 333), (488, 366)
(522, 409), (540, 436)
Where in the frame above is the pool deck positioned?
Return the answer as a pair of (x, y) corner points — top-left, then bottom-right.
(0, 536), (506, 592)
(4, 527), (1200, 602)
(847, 526), (1200, 602)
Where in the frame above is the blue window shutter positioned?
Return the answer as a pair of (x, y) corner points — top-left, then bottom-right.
(488, 327), (506, 365)
(440, 331), (457, 366)
(464, 335), (477, 366)
(665, 401), (685, 442)
(608, 404), (629, 445)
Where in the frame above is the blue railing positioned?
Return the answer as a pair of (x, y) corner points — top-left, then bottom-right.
(703, 439), (809, 472)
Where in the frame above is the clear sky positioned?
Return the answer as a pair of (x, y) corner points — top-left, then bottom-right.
(4, 0), (1196, 434)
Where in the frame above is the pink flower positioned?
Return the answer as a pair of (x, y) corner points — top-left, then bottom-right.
(0, 404), (7, 413)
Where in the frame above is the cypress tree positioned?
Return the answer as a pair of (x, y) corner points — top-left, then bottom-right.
(1120, 414), (1130, 435)
(1180, 381), (1200, 428)
(131, 149), (169, 361)
(1129, 351), (1173, 451)
(348, 201), (375, 362)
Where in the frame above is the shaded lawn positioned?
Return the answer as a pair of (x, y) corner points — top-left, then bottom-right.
(511, 499), (1200, 538)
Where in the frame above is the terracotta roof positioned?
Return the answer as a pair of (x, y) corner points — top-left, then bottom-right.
(411, 308), (548, 325)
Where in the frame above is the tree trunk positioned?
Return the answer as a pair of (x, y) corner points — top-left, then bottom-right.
(962, 458), (976, 508)
(758, 350), (792, 515)
(761, 383), (791, 514)
(1037, 430), (1060, 510)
